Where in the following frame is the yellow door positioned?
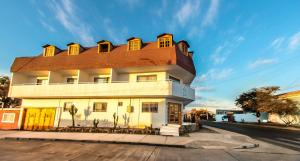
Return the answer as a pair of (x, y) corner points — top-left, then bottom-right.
(23, 108), (56, 130)
(38, 109), (46, 130)
(40, 108), (56, 130)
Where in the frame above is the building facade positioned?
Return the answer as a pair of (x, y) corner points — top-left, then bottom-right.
(9, 33), (196, 130)
(269, 90), (300, 124)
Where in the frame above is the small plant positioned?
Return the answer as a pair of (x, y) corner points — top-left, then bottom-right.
(69, 104), (78, 127)
(113, 112), (119, 129)
(93, 119), (100, 128)
(122, 113), (130, 127)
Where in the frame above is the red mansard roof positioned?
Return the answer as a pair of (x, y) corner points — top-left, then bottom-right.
(11, 42), (196, 75)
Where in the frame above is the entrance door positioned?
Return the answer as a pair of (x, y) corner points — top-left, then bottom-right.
(168, 103), (182, 124)
(22, 108), (56, 130)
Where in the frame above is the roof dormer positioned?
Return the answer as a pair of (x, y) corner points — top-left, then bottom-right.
(177, 40), (190, 56)
(157, 33), (173, 48)
(42, 44), (61, 57)
(97, 40), (113, 53)
(67, 42), (84, 55)
(188, 51), (194, 58)
(127, 37), (142, 51)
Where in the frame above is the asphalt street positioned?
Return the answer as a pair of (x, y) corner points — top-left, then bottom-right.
(204, 121), (300, 152)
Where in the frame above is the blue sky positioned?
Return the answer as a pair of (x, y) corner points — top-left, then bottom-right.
(1, 0), (300, 109)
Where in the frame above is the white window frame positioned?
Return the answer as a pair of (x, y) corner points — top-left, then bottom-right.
(1, 113), (16, 123)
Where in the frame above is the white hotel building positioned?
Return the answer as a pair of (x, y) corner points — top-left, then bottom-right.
(9, 33), (196, 130)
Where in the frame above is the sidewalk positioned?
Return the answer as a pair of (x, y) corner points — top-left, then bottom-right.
(0, 126), (258, 149)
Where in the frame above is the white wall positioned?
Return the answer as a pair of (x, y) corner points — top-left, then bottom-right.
(129, 72), (167, 82)
(21, 98), (168, 128)
(49, 71), (64, 84)
(78, 70), (90, 83)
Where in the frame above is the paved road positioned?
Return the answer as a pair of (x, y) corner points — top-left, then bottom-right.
(0, 140), (299, 161)
(204, 121), (300, 152)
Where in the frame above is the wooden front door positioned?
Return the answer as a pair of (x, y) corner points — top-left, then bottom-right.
(22, 108), (56, 130)
(168, 103), (182, 124)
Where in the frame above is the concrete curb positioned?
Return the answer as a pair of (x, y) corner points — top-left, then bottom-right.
(2, 137), (186, 148)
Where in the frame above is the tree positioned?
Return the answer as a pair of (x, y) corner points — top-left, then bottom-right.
(236, 86), (299, 125)
(189, 109), (214, 121)
(69, 104), (78, 127)
(0, 76), (20, 108)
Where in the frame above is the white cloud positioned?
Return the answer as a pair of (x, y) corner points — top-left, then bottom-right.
(210, 36), (245, 64)
(268, 32), (300, 53)
(103, 18), (128, 44)
(210, 53), (227, 64)
(46, 0), (95, 45)
(248, 58), (277, 69)
(194, 86), (214, 92)
(154, 0), (168, 18)
(201, 68), (233, 81)
(176, 0), (201, 26)
(269, 37), (285, 50)
(40, 19), (56, 32)
(288, 32), (300, 51)
(186, 97), (238, 112)
(202, 0), (219, 27)
(193, 74), (207, 83)
(209, 68), (233, 80)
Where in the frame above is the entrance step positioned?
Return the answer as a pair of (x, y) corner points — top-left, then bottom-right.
(160, 124), (180, 136)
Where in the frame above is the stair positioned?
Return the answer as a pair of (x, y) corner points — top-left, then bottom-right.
(160, 124), (181, 136)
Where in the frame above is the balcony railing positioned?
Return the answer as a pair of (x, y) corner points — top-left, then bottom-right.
(9, 81), (195, 101)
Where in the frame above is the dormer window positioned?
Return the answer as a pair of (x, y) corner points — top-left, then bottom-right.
(97, 40), (113, 53)
(42, 44), (61, 57)
(127, 37), (142, 51)
(188, 51), (194, 58)
(177, 40), (190, 56)
(157, 33), (173, 48)
(67, 43), (83, 55)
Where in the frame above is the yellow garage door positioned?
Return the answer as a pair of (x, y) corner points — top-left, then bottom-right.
(23, 108), (56, 130)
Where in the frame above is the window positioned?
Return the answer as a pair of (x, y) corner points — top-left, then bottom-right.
(129, 40), (140, 51)
(169, 76), (180, 83)
(137, 75), (157, 82)
(67, 78), (77, 84)
(63, 102), (73, 112)
(159, 37), (171, 48)
(2, 113), (15, 123)
(118, 102), (123, 106)
(159, 38), (165, 48)
(165, 38), (170, 47)
(94, 77), (109, 83)
(99, 43), (109, 52)
(68, 45), (79, 55)
(44, 46), (55, 56)
(127, 106), (134, 113)
(36, 79), (48, 85)
(93, 102), (107, 112)
(182, 45), (187, 53)
(142, 103), (158, 113)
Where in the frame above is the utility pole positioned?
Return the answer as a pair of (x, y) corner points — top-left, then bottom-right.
(206, 108), (208, 120)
